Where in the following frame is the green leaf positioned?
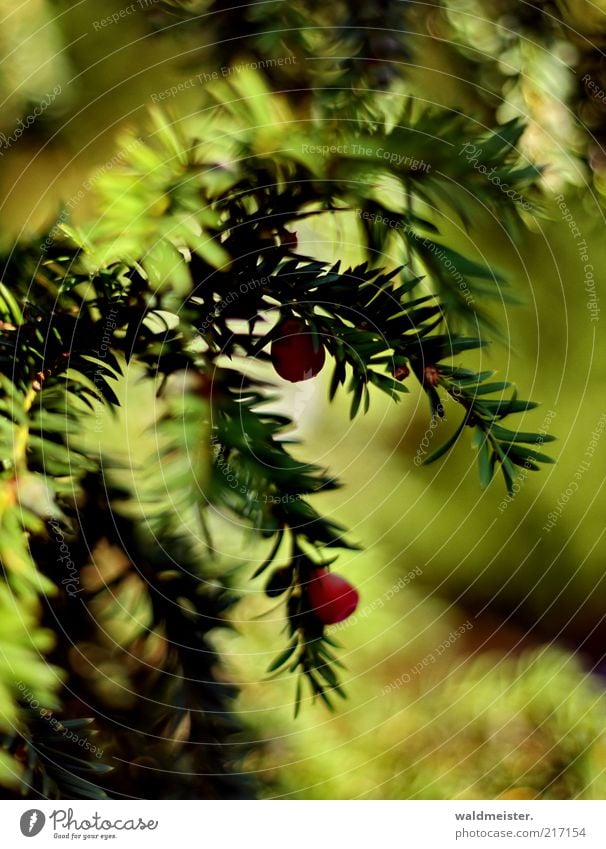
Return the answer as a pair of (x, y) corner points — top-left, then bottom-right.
(349, 380), (364, 419)
(467, 381), (512, 396)
(424, 243), (506, 283)
(293, 677), (303, 718)
(504, 445), (555, 466)
(251, 531), (284, 579)
(494, 446), (518, 496)
(315, 660), (339, 688)
(481, 398), (539, 415)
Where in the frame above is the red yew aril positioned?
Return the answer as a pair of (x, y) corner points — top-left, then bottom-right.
(306, 568), (359, 624)
(271, 318), (325, 382)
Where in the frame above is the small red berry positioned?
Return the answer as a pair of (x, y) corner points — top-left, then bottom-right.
(271, 318), (325, 383)
(306, 568), (359, 625)
(393, 364), (410, 381)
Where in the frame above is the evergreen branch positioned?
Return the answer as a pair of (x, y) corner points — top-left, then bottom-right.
(420, 365), (556, 494)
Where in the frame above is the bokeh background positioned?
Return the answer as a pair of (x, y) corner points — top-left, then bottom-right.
(2, 0), (606, 799)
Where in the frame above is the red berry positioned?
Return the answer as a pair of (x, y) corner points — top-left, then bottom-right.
(271, 319), (325, 383)
(306, 568), (359, 625)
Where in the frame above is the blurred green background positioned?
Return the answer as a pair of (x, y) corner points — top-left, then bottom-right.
(2, 0), (606, 799)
